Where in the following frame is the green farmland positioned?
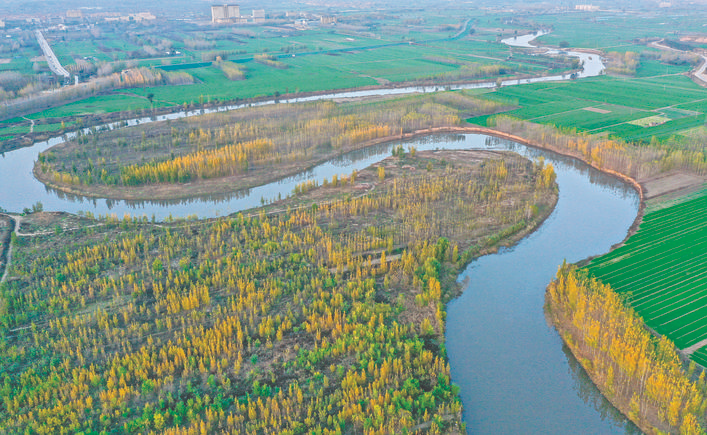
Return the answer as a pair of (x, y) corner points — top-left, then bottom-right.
(471, 69), (707, 143)
(585, 189), (707, 364)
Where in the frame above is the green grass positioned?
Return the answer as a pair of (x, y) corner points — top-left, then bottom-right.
(533, 12), (707, 49)
(0, 57), (33, 73)
(26, 94), (170, 119)
(634, 58), (692, 78)
(116, 40), (542, 105)
(585, 190), (707, 354)
(531, 105), (648, 131)
(534, 76), (706, 110)
(0, 121), (70, 137)
(5, 9), (707, 147)
(52, 39), (114, 64)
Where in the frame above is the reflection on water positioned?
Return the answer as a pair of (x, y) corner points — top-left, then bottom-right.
(445, 134), (639, 434)
(44, 183), (254, 209)
(562, 343), (642, 435)
(0, 34), (636, 431)
(2, 132), (630, 223)
(1, 32), (605, 217)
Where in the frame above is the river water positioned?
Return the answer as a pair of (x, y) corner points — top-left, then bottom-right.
(445, 137), (640, 434)
(0, 41), (603, 218)
(0, 131), (641, 433)
(0, 33), (635, 433)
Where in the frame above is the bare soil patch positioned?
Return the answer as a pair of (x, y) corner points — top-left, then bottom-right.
(641, 171), (706, 199)
(582, 106), (611, 114)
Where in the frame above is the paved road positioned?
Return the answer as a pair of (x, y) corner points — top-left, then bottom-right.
(35, 30), (70, 78)
(650, 38), (707, 84)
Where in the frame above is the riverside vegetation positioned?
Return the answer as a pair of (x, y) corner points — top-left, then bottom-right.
(0, 150), (557, 434)
(34, 91), (508, 200)
(545, 190), (707, 434)
(8, 7), (707, 432)
(482, 112), (707, 433)
(546, 263), (705, 435)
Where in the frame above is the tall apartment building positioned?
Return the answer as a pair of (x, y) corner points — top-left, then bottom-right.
(211, 4), (240, 23)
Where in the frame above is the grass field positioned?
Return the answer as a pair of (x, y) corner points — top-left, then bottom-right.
(16, 40), (544, 121)
(25, 94), (171, 119)
(533, 12), (707, 49)
(585, 189), (707, 363)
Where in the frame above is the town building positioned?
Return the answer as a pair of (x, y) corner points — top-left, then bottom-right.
(252, 9), (265, 23)
(211, 5), (240, 23)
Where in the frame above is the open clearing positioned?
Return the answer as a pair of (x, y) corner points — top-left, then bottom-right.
(641, 172), (707, 199)
(628, 115), (670, 127)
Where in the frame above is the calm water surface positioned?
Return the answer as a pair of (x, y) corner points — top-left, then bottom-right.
(446, 139), (640, 434)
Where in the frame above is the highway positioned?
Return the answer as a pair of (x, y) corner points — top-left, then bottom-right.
(35, 30), (70, 78)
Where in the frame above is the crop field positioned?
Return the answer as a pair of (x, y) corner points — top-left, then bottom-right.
(600, 114), (706, 141)
(5, 7), (707, 150)
(634, 59), (691, 78)
(134, 61), (378, 103)
(534, 12), (707, 49)
(585, 190), (707, 364)
(527, 104), (649, 131)
(20, 37), (561, 121)
(471, 72), (707, 142)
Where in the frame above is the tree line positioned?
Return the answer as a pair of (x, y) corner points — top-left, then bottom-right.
(547, 265), (705, 435)
(36, 92), (509, 192)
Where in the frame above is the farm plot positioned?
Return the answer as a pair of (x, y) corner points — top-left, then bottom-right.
(472, 74), (707, 141)
(585, 190), (707, 356)
(532, 104), (649, 131)
(600, 114), (706, 142)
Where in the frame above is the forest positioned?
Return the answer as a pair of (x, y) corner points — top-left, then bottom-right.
(6, 4), (707, 433)
(486, 115), (707, 180)
(0, 149), (556, 434)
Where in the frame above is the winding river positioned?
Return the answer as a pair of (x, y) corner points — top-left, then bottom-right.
(0, 32), (639, 433)
(0, 31), (604, 219)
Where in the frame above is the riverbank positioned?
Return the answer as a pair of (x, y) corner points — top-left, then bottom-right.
(545, 265), (705, 434)
(33, 124), (640, 207)
(0, 65), (572, 155)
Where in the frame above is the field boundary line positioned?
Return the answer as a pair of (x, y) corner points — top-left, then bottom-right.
(681, 338), (707, 356)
